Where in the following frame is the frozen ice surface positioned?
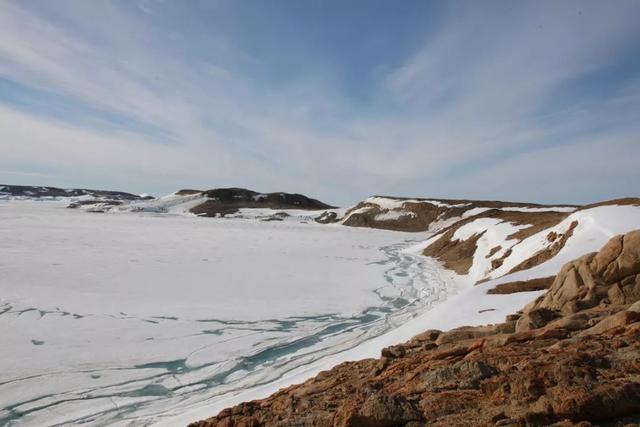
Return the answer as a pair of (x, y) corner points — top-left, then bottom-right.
(0, 201), (449, 426)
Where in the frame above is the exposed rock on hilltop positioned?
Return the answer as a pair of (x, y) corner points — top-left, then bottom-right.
(189, 188), (335, 217)
(189, 230), (640, 427)
(337, 196), (577, 233)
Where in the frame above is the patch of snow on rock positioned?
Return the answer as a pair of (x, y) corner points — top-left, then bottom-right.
(374, 210), (417, 221)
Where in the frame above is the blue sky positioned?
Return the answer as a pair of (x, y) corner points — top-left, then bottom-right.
(1, 0), (639, 205)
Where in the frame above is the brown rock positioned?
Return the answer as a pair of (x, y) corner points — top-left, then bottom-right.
(515, 308), (560, 332)
(546, 313), (590, 331)
(528, 231), (640, 315)
(628, 300), (640, 313)
(579, 310), (640, 336)
(592, 231), (640, 283)
(487, 276), (554, 295)
(409, 329), (441, 343)
(505, 313), (521, 321)
(380, 345), (405, 359)
(346, 393), (423, 427)
(435, 323), (512, 345)
(590, 235), (623, 276)
(421, 360), (496, 391)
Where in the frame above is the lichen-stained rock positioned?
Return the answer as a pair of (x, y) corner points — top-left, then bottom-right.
(343, 392), (423, 427)
(421, 360), (496, 391)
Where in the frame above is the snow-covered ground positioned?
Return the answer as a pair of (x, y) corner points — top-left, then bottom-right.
(0, 201), (450, 426)
(157, 204), (640, 426)
(2, 199), (638, 427)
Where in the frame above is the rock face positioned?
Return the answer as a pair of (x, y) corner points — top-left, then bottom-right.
(528, 230), (640, 315)
(189, 188), (335, 217)
(189, 231), (640, 427)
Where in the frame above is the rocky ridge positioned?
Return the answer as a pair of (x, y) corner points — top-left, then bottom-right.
(332, 196), (577, 233)
(190, 230), (640, 427)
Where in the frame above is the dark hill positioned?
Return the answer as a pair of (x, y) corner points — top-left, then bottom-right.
(0, 184), (151, 200)
(189, 188), (335, 217)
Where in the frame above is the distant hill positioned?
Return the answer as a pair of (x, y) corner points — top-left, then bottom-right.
(184, 187), (336, 217)
(0, 184), (152, 201)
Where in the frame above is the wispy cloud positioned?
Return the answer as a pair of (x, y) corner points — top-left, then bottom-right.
(0, 0), (639, 204)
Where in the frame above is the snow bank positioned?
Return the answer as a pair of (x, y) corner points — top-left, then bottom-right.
(364, 196), (422, 210)
(500, 206), (576, 213)
(490, 205), (640, 280)
(374, 210), (417, 221)
(453, 218), (528, 283)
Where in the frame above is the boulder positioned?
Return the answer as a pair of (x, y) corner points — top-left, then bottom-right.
(515, 308), (560, 332)
(421, 360), (496, 391)
(527, 230), (640, 315)
(579, 310), (640, 336)
(346, 393), (423, 427)
(435, 323), (513, 345)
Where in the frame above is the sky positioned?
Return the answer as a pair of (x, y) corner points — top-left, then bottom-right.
(1, 0), (639, 206)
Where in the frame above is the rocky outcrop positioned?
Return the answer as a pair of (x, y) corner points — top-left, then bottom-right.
(340, 197), (573, 233)
(341, 199), (467, 232)
(526, 230), (640, 316)
(315, 211), (339, 224)
(190, 231), (640, 427)
(487, 276), (554, 295)
(189, 188), (335, 217)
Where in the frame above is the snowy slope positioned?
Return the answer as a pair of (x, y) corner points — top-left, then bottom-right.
(419, 204), (640, 284)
